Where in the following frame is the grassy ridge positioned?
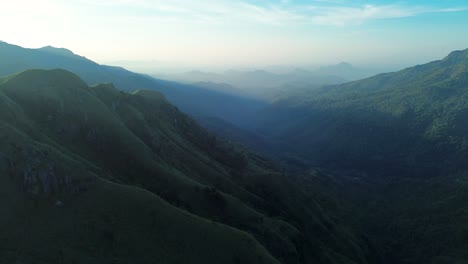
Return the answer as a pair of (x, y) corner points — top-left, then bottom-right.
(0, 69), (373, 263)
(0, 123), (277, 264)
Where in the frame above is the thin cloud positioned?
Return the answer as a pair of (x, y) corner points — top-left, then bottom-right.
(76, 0), (306, 25)
(308, 4), (468, 26)
(310, 4), (422, 26)
(74, 0), (468, 26)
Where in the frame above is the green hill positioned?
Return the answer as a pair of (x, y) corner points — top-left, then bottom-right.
(242, 49), (468, 263)
(253, 49), (468, 176)
(6, 42), (468, 263)
(0, 41), (266, 129)
(0, 69), (374, 263)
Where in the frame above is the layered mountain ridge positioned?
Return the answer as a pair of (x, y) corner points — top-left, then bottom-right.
(0, 68), (374, 264)
(248, 48), (468, 175)
(0, 41), (266, 129)
(3, 41), (468, 263)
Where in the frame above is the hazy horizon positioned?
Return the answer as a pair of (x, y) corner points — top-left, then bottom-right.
(3, 1), (468, 263)
(2, 0), (468, 73)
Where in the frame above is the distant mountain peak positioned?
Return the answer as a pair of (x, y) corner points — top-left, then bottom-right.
(337, 62), (353, 67)
(7, 68), (88, 89)
(291, 68), (310, 74)
(0, 41), (22, 49)
(443, 48), (468, 64)
(314, 62), (355, 76)
(321, 62), (353, 70)
(252, 69), (270, 74)
(38, 45), (79, 58)
(187, 70), (205, 74)
(39, 45), (74, 53)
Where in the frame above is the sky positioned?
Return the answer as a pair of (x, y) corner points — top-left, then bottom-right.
(1, 0), (468, 71)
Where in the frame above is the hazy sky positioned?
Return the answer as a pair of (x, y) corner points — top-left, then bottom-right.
(1, 0), (468, 69)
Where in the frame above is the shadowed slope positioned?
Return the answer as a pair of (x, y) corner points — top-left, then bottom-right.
(0, 123), (277, 264)
(0, 69), (375, 264)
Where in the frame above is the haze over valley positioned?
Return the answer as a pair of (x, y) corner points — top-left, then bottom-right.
(1, 0), (468, 263)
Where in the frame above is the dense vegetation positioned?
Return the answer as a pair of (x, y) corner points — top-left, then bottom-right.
(253, 49), (468, 175)
(3, 41), (468, 263)
(236, 49), (468, 263)
(193, 49), (468, 263)
(0, 69), (375, 263)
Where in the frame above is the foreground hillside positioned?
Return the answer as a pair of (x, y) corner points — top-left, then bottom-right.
(0, 69), (374, 263)
(5, 43), (468, 263)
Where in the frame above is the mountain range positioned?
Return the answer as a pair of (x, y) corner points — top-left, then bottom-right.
(2, 41), (468, 263)
(250, 48), (468, 175)
(0, 67), (378, 263)
(0, 41), (266, 129)
(155, 65), (372, 100)
(207, 48), (468, 262)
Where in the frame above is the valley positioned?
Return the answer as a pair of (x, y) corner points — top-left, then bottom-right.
(1, 41), (468, 263)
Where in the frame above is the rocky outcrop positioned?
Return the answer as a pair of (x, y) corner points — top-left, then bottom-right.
(22, 158), (70, 195)
(9, 146), (95, 195)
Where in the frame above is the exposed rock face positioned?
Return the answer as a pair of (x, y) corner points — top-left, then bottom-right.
(20, 148), (71, 194)
(0, 152), (11, 172)
(22, 159), (70, 195)
(7, 146), (95, 195)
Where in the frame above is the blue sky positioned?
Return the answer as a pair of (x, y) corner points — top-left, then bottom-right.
(1, 0), (467, 70)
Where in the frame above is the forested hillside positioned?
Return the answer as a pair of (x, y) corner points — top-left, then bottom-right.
(3, 41), (468, 263)
(0, 69), (375, 264)
(248, 49), (468, 176)
(242, 49), (468, 263)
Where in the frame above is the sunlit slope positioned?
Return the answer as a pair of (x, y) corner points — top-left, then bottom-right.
(0, 41), (267, 128)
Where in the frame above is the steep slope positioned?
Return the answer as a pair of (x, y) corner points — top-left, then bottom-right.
(0, 124), (277, 264)
(255, 49), (468, 176)
(0, 70), (279, 264)
(0, 69), (375, 264)
(248, 49), (468, 263)
(0, 41), (266, 129)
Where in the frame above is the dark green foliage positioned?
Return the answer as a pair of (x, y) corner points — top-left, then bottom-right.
(0, 69), (373, 264)
(6, 41), (468, 263)
(251, 49), (468, 176)
(238, 49), (468, 263)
